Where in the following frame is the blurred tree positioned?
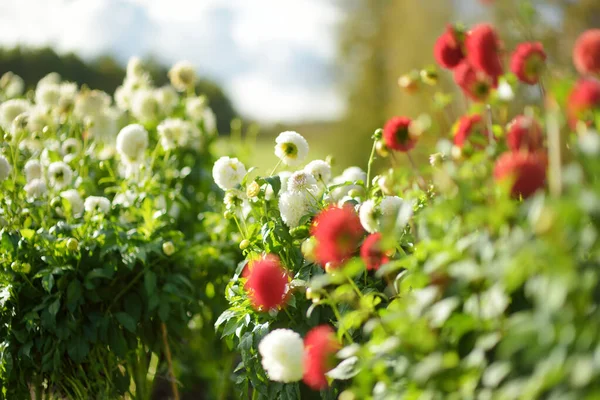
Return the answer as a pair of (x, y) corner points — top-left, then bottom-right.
(0, 46), (236, 133)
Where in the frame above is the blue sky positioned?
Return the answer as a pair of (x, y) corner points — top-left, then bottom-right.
(0, 0), (344, 123)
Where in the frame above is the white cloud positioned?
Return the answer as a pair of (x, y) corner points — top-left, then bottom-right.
(0, 0), (345, 123)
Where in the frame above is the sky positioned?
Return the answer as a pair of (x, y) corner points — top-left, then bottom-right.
(0, 0), (345, 123)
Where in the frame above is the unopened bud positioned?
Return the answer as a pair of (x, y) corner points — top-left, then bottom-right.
(224, 210), (233, 219)
(375, 140), (389, 157)
(420, 69), (438, 86)
(66, 238), (79, 251)
(246, 181), (260, 198)
(21, 263), (31, 274)
(239, 239), (250, 250)
(162, 241), (175, 256)
(301, 237), (317, 262)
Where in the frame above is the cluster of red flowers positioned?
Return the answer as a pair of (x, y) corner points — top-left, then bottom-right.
(312, 206), (365, 268)
(568, 29), (600, 129)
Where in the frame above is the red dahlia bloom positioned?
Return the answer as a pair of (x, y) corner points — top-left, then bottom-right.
(453, 114), (489, 148)
(244, 255), (290, 311)
(567, 78), (600, 128)
(494, 151), (547, 199)
(506, 115), (544, 152)
(383, 116), (416, 152)
(454, 61), (497, 102)
(434, 26), (465, 70)
(466, 24), (504, 79)
(573, 29), (600, 76)
(360, 233), (390, 271)
(510, 42), (546, 85)
(312, 206), (364, 268)
(303, 325), (340, 390)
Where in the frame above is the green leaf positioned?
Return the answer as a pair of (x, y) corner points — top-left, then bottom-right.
(48, 298), (60, 316)
(108, 326), (127, 358)
(67, 336), (89, 363)
(144, 271), (157, 296)
(42, 274), (55, 293)
(20, 229), (35, 241)
(115, 312), (137, 333)
(263, 176), (281, 197)
(66, 280), (82, 312)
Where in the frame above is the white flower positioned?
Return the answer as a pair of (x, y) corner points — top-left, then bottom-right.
(202, 107), (217, 133)
(274, 131), (309, 167)
(359, 200), (378, 233)
(0, 155), (11, 181)
(1, 72), (24, 98)
(60, 189), (84, 216)
(278, 171), (292, 193)
(156, 85), (178, 115)
(38, 72), (61, 86)
(168, 61), (197, 91)
(0, 99), (30, 129)
(287, 171), (317, 192)
(24, 179), (46, 198)
(47, 162), (73, 189)
(113, 190), (137, 208)
(380, 196), (412, 232)
(224, 188), (247, 211)
(27, 106), (52, 132)
(116, 124), (149, 164)
(380, 196), (404, 217)
(131, 89), (159, 123)
(185, 96), (207, 121)
(212, 156), (246, 191)
(258, 329), (304, 383)
(84, 196), (111, 214)
(58, 82), (78, 110)
(62, 138), (82, 161)
(305, 160), (331, 184)
(342, 166), (367, 183)
(157, 119), (191, 150)
(35, 83), (61, 109)
(126, 57), (145, 79)
(24, 159), (42, 182)
(87, 108), (120, 143)
(497, 80), (514, 102)
(279, 191), (310, 228)
(74, 90), (111, 118)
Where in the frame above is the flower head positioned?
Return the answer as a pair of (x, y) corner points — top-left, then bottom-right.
(274, 131), (309, 166)
(434, 25), (465, 69)
(453, 114), (489, 149)
(0, 155), (11, 181)
(494, 151), (547, 198)
(74, 89), (110, 118)
(155, 85), (178, 115)
(359, 200), (378, 233)
(212, 156), (247, 191)
(157, 118), (192, 150)
(279, 191), (311, 228)
(304, 160), (332, 184)
(360, 233), (390, 271)
(131, 89), (159, 123)
(312, 206), (364, 267)
(24, 179), (46, 199)
(383, 117), (416, 152)
(84, 196), (111, 214)
(573, 29), (600, 77)
(244, 256), (290, 311)
(506, 115), (544, 152)
(303, 325), (340, 390)
(35, 83), (61, 109)
(24, 159), (42, 182)
(453, 61), (496, 102)
(47, 161), (73, 190)
(168, 61), (197, 92)
(61, 189), (84, 216)
(258, 329), (304, 383)
(0, 99), (30, 129)
(116, 124), (149, 164)
(465, 24), (504, 79)
(567, 78), (600, 128)
(287, 171), (317, 192)
(510, 42), (546, 85)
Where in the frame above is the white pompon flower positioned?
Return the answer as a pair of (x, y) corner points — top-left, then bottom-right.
(60, 189), (84, 216)
(47, 161), (73, 190)
(87, 108), (120, 143)
(258, 329), (304, 383)
(24, 159), (42, 182)
(0, 99), (30, 129)
(24, 179), (47, 199)
(278, 171), (292, 194)
(84, 196), (111, 214)
(0, 155), (11, 181)
(287, 171), (317, 192)
(1, 72), (25, 98)
(212, 156), (246, 191)
(274, 131), (309, 167)
(359, 200), (378, 233)
(279, 191), (310, 228)
(38, 72), (61, 87)
(202, 107), (217, 133)
(27, 106), (52, 133)
(126, 57), (145, 79)
(157, 119), (191, 150)
(35, 83), (61, 109)
(184, 96), (207, 121)
(168, 61), (197, 92)
(131, 89), (159, 123)
(62, 138), (82, 160)
(116, 124), (149, 164)
(58, 82), (78, 110)
(380, 196), (404, 217)
(155, 85), (178, 115)
(304, 160), (332, 184)
(74, 90), (111, 118)
(342, 166), (367, 183)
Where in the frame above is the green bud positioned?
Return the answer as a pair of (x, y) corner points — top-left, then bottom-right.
(21, 263), (31, 274)
(162, 241), (175, 256)
(239, 239), (250, 250)
(66, 238), (79, 251)
(290, 225), (310, 240)
(224, 210), (233, 219)
(373, 128), (383, 140)
(301, 237), (317, 262)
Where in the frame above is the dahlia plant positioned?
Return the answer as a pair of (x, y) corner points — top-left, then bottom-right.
(216, 19), (600, 400)
(0, 58), (236, 399)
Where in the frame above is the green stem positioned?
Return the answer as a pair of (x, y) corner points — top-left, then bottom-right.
(269, 158), (282, 176)
(365, 140), (377, 191)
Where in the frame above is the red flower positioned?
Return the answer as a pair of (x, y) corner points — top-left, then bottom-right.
(360, 233), (390, 271)
(383, 117), (416, 152)
(510, 42), (546, 85)
(494, 151), (547, 198)
(244, 255), (290, 311)
(453, 114), (489, 148)
(312, 206), (364, 268)
(303, 325), (340, 390)
(573, 29), (600, 76)
(453, 61), (496, 102)
(434, 26), (465, 70)
(465, 24), (504, 80)
(567, 78), (600, 128)
(506, 115), (544, 152)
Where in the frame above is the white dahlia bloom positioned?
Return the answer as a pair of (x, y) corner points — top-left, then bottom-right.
(131, 89), (159, 123)
(87, 108), (120, 143)
(0, 72), (24, 98)
(258, 329), (304, 383)
(0, 155), (11, 181)
(35, 83), (61, 109)
(224, 188), (247, 211)
(74, 90), (111, 118)
(380, 196), (412, 232)
(24, 179), (47, 199)
(287, 171), (317, 193)
(113, 190), (137, 208)
(202, 107), (217, 133)
(184, 96), (207, 121)
(168, 61), (197, 91)
(27, 106), (53, 133)
(84, 196), (111, 214)
(279, 191), (310, 228)
(212, 156), (246, 191)
(24, 159), (42, 182)
(38, 72), (61, 87)
(62, 138), (82, 160)
(116, 124), (149, 164)
(380, 196), (404, 217)
(274, 131), (309, 167)
(0, 99), (30, 129)
(47, 161), (73, 190)
(278, 171), (292, 194)
(305, 160), (332, 184)
(156, 85), (178, 115)
(157, 118), (191, 150)
(58, 82), (78, 110)
(126, 57), (145, 80)
(342, 166), (367, 183)
(359, 200), (378, 233)
(61, 189), (84, 216)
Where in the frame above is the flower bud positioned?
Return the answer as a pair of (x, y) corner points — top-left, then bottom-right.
(246, 181), (260, 198)
(398, 74), (419, 93)
(420, 68), (438, 85)
(162, 241), (175, 256)
(325, 263), (336, 274)
(375, 140), (389, 157)
(66, 238), (79, 251)
(21, 263), (31, 274)
(301, 237), (317, 262)
(239, 239), (250, 250)
(224, 210), (233, 219)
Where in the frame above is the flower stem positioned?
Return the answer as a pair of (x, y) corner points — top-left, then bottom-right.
(406, 152), (426, 189)
(161, 322), (180, 400)
(366, 139), (377, 191)
(269, 159), (282, 176)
